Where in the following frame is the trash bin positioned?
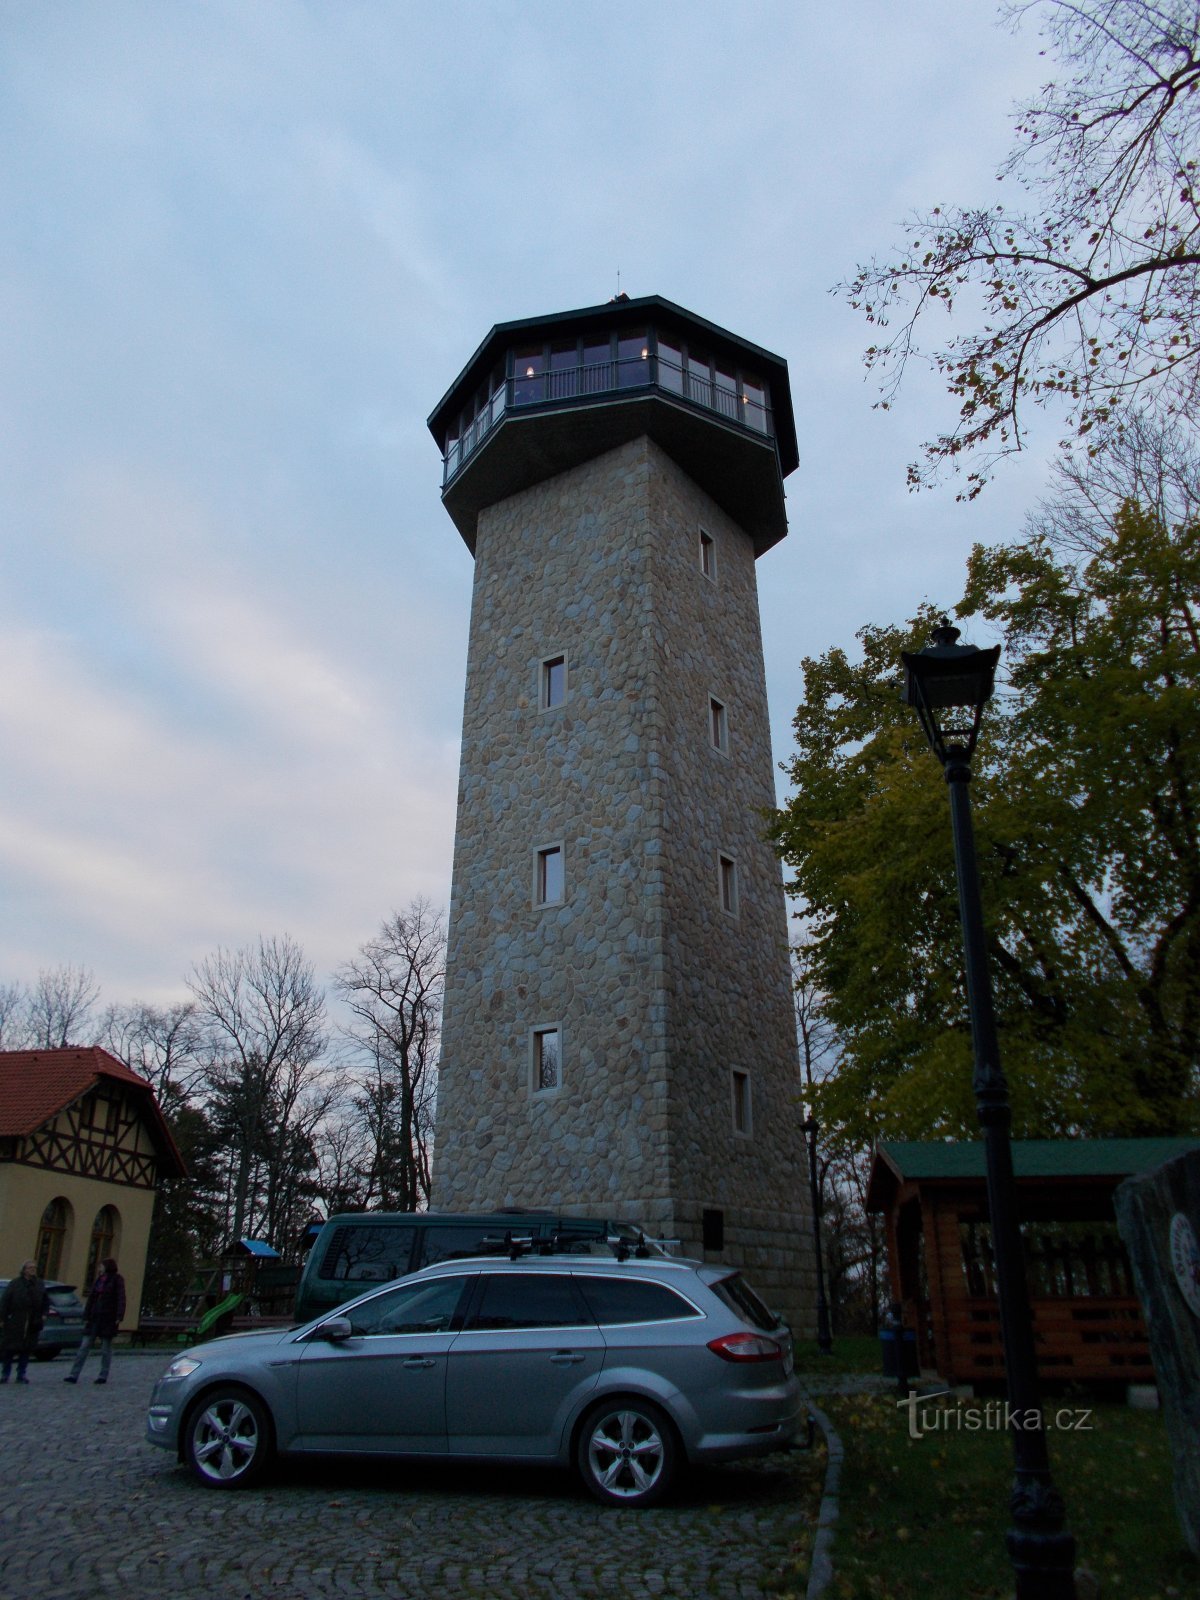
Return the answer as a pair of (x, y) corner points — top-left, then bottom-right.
(880, 1326), (919, 1377)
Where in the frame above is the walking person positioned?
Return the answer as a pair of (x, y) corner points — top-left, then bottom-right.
(65, 1257), (126, 1385)
(0, 1260), (45, 1383)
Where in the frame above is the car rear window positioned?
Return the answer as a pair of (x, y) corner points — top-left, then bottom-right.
(709, 1273), (780, 1332)
(574, 1275), (701, 1325)
(318, 1224), (416, 1283)
(466, 1273), (589, 1330)
(45, 1289), (80, 1308)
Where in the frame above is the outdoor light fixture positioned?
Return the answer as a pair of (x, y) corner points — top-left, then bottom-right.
(901, 618), (1000, 766)
(802, 1114), (833, 1356)
(903, 620), (1077, 1599)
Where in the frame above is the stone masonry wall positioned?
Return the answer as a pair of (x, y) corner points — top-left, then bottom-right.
(433, 435), (814, 1331)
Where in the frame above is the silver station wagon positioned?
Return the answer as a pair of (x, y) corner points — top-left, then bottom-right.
(146, 1251), (801, 1507)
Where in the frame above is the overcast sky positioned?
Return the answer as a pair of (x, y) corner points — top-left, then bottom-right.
(1, 0), (1064, 1009)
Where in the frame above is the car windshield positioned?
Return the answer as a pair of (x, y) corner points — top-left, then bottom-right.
(709, 1272), (780, 1332)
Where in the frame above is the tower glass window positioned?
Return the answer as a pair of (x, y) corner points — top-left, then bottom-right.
(741, 375), (769, 434)
(718, 852), (738, 915)
(549, 341), (578, 401)
(532, 1025), (561, 1094)
(514, 347), (546, 406)
(699, 528), (716, 580)
(731, 1069), (752, 1136)
(714, 364), (738, 420)
(582, 338), (610, 393)
(541, 654), (567, 710)
(617, 330), (650, 388)
(687, 352), (713, 409)
(657, 337), (684, 393)
(710, 696), (728, 753)
(536, 845), (564, 906)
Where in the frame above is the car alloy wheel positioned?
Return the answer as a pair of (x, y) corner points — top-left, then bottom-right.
(185, 1388), (271, 1488)
(578, 1398), (676, 1507)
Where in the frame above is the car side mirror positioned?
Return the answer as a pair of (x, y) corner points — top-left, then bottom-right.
(314, 1316), (354, 1343)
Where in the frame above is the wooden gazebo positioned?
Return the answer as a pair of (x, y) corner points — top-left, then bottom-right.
(866, 1138), (1200, 1387)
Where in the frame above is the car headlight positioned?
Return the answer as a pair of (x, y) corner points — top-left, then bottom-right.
(164, 1356), (202, 1379)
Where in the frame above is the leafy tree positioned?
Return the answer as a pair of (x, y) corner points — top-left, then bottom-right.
(842, 0), (1200, 494)
(772, 461), (1200, 1141)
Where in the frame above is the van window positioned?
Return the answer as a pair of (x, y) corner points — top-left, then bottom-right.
(317, 1224), (416, 1284)
(417, 1224), (504, 1268)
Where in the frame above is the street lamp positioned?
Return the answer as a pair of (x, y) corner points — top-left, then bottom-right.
(902, 620), (1077, 1600)
(802, 1113), (833, 1355)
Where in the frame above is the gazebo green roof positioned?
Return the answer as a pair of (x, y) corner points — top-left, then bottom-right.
(867, 1137), (1200, 1211)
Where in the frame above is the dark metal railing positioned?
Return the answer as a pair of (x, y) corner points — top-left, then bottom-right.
(442, 351), (775, 486)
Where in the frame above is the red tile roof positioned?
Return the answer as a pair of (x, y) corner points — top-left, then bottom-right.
(0, 1047), (187, 1176)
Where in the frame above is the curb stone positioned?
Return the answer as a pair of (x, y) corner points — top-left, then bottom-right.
(804, 1404), (843, 1600)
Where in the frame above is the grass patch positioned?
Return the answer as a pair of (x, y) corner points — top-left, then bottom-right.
(793, 1392), (1196, 1599)
(793, 1335), (882, 1373)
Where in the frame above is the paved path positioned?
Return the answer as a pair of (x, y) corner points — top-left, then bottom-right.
(0, 1353), (825, 1600)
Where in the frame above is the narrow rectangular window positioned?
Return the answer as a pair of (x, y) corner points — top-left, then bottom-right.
(718, 852), (738, 915)
(699, 528), (716, 580)
(533, 1026), (561, 1094)
(536, 845), (564, 906)
(541, 654), (567, 710)
(731, 1069), (752, 1136)
(709, 695), (728, 753)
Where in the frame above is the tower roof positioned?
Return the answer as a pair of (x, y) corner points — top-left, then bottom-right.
(428, 295), (798, 556)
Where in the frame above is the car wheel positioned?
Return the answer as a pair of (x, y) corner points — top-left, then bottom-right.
(184, 1387), (272, 1489)
(34, 1349), (59, 1361)
(577, 1397), (677, 1508)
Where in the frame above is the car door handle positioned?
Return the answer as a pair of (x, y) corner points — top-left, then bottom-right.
(549, 1351), (585, 1366)
(403, 1357), (436, 1369)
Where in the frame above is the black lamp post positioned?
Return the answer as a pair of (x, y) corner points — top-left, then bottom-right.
(902, 620), (1077, 1600)
(802, 1113), (833, 1355)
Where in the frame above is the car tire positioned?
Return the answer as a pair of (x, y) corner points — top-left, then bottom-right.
(576, 1396), (678, 1508)
(34, 1349), (59, 1361)
(184, 1386), (273, 1489)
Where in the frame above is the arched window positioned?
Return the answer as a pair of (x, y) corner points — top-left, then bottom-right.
(36, 1197), (70, 1279)
(85, 1205), (120, 1290)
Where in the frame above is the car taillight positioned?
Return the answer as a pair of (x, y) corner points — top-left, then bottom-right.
(706, 1332), (784, 1363)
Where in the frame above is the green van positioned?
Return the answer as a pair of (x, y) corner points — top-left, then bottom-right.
(293, 1210), (651, 1325)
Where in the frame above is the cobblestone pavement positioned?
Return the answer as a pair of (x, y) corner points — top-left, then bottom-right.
(0, 1353), (826, 1600)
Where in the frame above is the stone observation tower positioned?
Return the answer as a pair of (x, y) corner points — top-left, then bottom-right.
(427, 295), (812, 1328)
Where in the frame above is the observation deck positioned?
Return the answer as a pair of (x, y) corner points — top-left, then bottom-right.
(428, 295), (798, 556)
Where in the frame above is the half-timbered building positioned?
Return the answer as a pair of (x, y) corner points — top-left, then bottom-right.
(0, 1047), (186, 1325)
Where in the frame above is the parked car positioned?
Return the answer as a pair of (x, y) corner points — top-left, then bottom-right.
(146, 1251), (800, 1507)
(0, 1279), (85, 1360)
(293, 1209), (665, 1325)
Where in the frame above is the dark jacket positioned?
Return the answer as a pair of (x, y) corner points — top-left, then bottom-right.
(0, 1274), (45, 1356)
(84, 1271), (126, 1339)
